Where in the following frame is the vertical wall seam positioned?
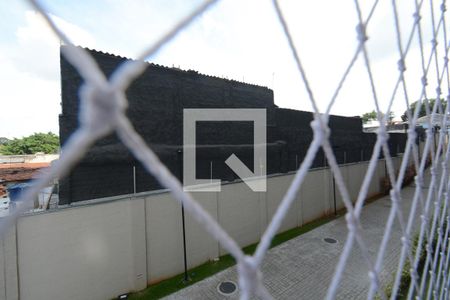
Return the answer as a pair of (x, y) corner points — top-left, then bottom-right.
(14, 221), (19, 300)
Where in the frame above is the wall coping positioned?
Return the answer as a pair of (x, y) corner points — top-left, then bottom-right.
(17, 156), (402, 217)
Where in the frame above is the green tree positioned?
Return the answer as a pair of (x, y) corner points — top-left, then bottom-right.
(0, 138), (9, 154)
(362, 110), (377, 124)
(401, 98), (447, 121)
(362, 110), (394, 124)
(0, 132), (59, 155)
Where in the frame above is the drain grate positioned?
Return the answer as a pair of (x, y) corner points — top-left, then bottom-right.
(324, 237), (337, 244)
(217, 281), (237, 295)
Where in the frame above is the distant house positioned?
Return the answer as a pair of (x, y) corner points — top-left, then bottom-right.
(415, 114), (450, 130)
(363, 121), (408, 134)
(0, 153), (59, 207)
(0, 162), (50, 197)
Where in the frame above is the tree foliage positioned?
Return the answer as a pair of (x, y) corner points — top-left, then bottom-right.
(362, 110), (377, 124)
(0, 132), (59, 155)
(401, 98), (447, 121)
(362, 110), (394, 124)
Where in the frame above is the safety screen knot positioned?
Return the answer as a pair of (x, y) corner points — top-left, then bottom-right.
(237, 256), (263, 298)
(421, 75), (428, 86)
(79, 83), (126, 138)
(356, 23), (368, 43)
(398, 59), (406, 72)
(413, 12), (422, 24)
(376, 127), (389, 144)
(310, 116), (330, 143)
(345, 212), (359, 233)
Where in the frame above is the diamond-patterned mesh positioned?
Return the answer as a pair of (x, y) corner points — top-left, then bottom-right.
(6, 0), (450, 299)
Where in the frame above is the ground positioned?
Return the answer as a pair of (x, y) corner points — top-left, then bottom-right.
(163, 183), (423, 299)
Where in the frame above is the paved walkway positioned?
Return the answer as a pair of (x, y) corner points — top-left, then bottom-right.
(165, 181), (425, 299)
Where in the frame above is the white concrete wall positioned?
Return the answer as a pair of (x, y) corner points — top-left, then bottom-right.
(217, 182), (263, 255)
(184, 192), (219, 269)
(16, 198), (146, 300)
(0, 227), (18, 300)
(0, 154), (59, 164)
(373, 160), (386, 196)
(333, 164), (350, 211)
(299, 169), (332, 224)
(347, 163), (366, 202)
(0, 158), (403, 299)
(145, 193), (184, 283)
(321, 159), (401, 213)
(266, 174), (299, 233)
(145, 191), (221, 283)
(27, 154), (59, 163)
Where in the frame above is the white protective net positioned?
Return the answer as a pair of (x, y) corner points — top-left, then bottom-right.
(7, 0), (450, 299)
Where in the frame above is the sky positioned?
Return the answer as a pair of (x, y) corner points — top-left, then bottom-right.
(0, 0), (447, 138)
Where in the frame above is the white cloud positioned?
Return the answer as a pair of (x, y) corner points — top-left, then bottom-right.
(0, 10), (97, 138)
(1, 0), (448, 138)
(7, 11), (59, 80)
(49, 13), (97, 48)
(0, 53), (60, 138)
(7, 11), (97, 80)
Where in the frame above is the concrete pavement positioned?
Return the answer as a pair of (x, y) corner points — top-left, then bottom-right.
(164, 182), (424, 299)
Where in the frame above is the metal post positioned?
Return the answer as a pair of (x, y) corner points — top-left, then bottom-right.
(331, 146), (337, 214)
(138, 164), (149, 285)
(2, 238), (7, 300)
(181, 205), (189, 282)
(259, 157), (263, 176)
(133, 166), (136, 195)
(418, 137), (421, 163)
(384, 159), (388, 179)
(433, 126), (436, 151)
(210, 161), (213, 184)
(332, 175), (337, 216)
(177, 149), (189, 282)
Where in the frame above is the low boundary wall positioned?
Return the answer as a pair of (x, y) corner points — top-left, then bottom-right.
(0, 157), (403, 300)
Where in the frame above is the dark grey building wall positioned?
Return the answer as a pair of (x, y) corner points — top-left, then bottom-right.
(59, 48), (407, 204)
